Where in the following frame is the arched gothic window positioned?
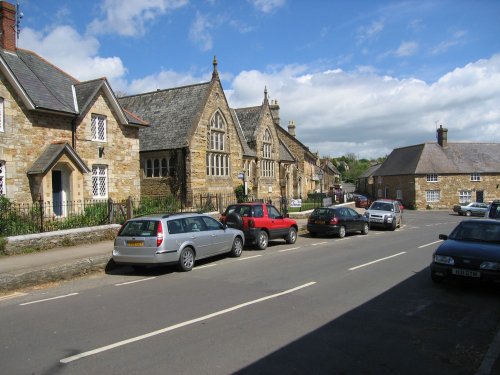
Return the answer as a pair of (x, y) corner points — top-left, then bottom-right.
(261, 128), (274, 177)
(206, 111), (230, 176)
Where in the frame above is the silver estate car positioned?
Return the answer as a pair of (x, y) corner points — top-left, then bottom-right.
(113, 213), (245, 271)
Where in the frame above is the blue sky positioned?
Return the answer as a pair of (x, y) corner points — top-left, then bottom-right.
(16, 0), (500, 159)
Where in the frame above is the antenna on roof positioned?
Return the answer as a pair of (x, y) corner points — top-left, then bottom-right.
(16, 0), (23, 39)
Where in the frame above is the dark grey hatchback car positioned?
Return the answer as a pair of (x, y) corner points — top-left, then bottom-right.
(307, 206), (369, 238)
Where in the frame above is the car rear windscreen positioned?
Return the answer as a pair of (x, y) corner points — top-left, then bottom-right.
(119, 220), (158, 237)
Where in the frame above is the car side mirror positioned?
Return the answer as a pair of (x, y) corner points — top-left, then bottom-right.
(438, 234), (448, 240)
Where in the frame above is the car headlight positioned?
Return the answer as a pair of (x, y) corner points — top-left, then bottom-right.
(480, 262), (500, 271)
(385, 215), (393, 223)
(434, 255), (454, 265)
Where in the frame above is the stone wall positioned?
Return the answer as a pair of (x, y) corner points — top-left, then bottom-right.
(3, 224), (121, 255)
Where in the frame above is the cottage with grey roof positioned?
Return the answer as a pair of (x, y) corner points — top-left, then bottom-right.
(370, 126), (500, 209)
(0, 1), (147, 213)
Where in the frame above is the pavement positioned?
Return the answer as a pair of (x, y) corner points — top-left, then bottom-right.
(0, 218), (310, 294)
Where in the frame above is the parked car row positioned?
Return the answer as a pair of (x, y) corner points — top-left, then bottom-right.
(452, 202), (489, 216)
(112, 198), (411, 273)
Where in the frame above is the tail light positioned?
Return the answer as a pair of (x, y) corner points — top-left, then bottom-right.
(157, 221), (164, 246)
(329, 217), (339, 225)
(248, 218), (255, 228)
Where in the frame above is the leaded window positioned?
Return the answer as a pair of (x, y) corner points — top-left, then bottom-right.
(91, 114), (106, 142)
(145, 157), (175, 178)
(0, 160), (5, 196)
(470, 173), (481, 182)
(206, 111), (229, 176)
(426, 190), (440, 202)
(426, 174), (438, 182)
(261, 129), (274, 177)
(92, 165), (108, 198)
(459, 190), (472, 203)
(0, 98), (4, 132)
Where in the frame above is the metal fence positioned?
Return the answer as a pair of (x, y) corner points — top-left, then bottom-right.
(0, 192), (325, 237)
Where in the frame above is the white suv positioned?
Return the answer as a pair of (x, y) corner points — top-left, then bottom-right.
(364, 199), (402, 230)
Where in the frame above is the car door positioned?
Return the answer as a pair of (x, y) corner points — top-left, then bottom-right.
(202, 216), (233, 255)
(346, 207), (363, 232)
(180, 217), (213, 259)
(266, 205), (288, 238)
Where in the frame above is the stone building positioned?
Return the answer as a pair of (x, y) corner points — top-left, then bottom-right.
(119, 58), (320, 205)
(371, 126), (500, 209)
(0, 1), (147, 213)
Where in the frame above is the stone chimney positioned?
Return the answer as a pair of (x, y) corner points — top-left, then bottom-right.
(437, 125), (448, 147)
(269, 99), (280, 127)
(0, 1), (16, 52)
(288, 120), (296, 137)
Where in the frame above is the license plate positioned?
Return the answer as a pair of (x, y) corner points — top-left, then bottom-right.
(371, 218), (383, 223)
(316, 220), (325, 224)
(452, 268), (480, 278)
(127, 241), (144, 247)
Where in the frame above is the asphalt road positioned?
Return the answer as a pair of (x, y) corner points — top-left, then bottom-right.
(1, 211), (500, 375)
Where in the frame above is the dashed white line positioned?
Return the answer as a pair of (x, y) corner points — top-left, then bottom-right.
(349, 252), (407, 271)
(115, 277), (157, 286)
(60, 282), (317, 364)
(418, 240), (443, 249)
(279, 247), (301, 252)
(237, 255), (262, 261)
(20, 293), (79, 306)
(311, 242), (328, 246)
(194, 264), (217, 270)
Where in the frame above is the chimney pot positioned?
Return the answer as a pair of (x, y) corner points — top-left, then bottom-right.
(288, 120), (296, 137)
(0, 1), (17, 51)
(437, 125), (448, 147)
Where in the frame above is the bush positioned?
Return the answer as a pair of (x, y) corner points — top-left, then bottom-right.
(235, 185), (246, 203)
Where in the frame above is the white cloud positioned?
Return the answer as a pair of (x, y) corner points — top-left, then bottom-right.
(226, 54), (500, 158)
(431, 29), (467, 55)
(88, 0), (188, 37)
(395, 41), (418, 57)
(357, 20), (384, 44)
(189, 12), (214, 51)
(249, 0), (286, 13)
(19, 26), (127, 83)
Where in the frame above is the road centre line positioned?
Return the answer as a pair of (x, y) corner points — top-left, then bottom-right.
(194, 264), (217, 270)
(349, 252), (407, 271)
(60, 281), (317, 364)
(115, 277), (157, 286)
(311, 242), (328, 246)
(418, 240), (443, 248)
(20, 293), (79, 306)
(279, 247), (301, 252)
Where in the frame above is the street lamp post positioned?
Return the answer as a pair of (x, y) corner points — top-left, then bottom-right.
(318, 169), (324, 206)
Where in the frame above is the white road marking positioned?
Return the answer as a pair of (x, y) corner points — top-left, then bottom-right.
(476, 324), (500, 375)
(311, 242), (328, 246)
(237, 255), (262, 261)
(0, 292), (27, 301)
(60, 282), (317, 364)
(279, 247), (301, 252)
(349, 252), (407, 271)
(194, 264), (217, 270)
(418, 240), (443, 249)
(115, 277), (157, 286)
(20, 293), (79, 306)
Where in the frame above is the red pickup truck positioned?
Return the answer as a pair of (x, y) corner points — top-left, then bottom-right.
(220, 202), (298, 250)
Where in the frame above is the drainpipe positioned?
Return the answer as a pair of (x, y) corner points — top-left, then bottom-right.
(71, 116), (77, 149)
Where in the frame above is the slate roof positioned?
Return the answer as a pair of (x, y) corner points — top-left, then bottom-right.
(118, 83), (211, 151)
(230, 108), (256, 157)
(233, 106), (262, 142)
(376, 143), (500, 176)
(275, 123), (317, 160)
(0, 48), (147, 127)
(27, 142), (91, 175)
(0, 49), (77, 113)
(279, 140), (295, 162)
(359, 163), (381, 178)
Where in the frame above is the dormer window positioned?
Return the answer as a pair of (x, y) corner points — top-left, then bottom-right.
(91, 114), (107, 142)
(206, 111), (229, 176)
(470, 173), (481, 182)
(426, 174), (438, 182)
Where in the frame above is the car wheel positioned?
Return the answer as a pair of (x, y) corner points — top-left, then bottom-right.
(285, 227), (297, 244)
(361, 223), (369, 235)
(465, 211), (472, 217)
(178, 247), (195, 272)
(230, 236), (243, 257)
(256, 230), (268, 250)
(338, 226), (346, 238)
(390, 220), (397, 231)
(225, 212), (244, 230)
